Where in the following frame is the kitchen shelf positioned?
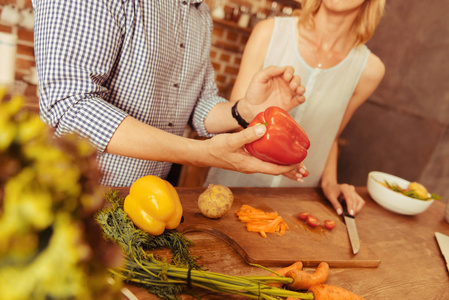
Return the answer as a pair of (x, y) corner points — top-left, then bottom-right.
(212, 18), (252, 35)
(275, 0), (301, 9)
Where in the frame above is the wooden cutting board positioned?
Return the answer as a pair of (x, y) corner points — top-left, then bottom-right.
(176, 187), (380, 268)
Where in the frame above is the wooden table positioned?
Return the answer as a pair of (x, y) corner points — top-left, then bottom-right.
(120, 187), (449, 300)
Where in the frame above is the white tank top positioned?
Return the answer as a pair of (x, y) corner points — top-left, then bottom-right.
(205, 17), (370, 188)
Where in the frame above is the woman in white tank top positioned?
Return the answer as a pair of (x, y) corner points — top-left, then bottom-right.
(206, 0), (386, 216)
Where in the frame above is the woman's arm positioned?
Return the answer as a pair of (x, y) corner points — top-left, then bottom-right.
(204, 18), (305, 133)
(229, 18), (276, 103)
(321, 52), (386, 215)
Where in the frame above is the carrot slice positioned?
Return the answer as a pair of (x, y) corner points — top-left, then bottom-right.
(235, 205), (289, 238)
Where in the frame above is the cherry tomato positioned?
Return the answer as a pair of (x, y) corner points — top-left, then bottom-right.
(324, 219), (337, 230)
(298, 212), (310, 220)
(307, 215), (320, 227)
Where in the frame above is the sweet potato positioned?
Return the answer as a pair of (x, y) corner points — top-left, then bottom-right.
(308, 284), (365, 300)
(286, 262), (329, 290)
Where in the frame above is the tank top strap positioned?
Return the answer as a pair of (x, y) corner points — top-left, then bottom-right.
(266, 17), (296, 51)
(264, 17), (311, 84)
(344, 44), (371, 92)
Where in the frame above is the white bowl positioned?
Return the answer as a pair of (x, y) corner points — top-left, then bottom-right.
(367, 171), (434, 215)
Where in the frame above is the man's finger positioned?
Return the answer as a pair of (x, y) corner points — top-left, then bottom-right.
(228, 124), (266, 148)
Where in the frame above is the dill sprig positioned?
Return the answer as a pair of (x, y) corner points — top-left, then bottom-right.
(96, 189), (200, 269)
(96, 189), (314, 300)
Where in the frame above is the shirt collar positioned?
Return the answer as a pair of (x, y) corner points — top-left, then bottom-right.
(188, 0), (203, 8)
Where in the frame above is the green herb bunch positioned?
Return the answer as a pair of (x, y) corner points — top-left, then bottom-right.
(97, 190), (314, 300)
(0, 88), (121, 300)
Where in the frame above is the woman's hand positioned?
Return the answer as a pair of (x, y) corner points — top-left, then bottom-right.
(200, 124), (301, 175)
(322, 183), (365, 216)
(241, 65), (306, 118)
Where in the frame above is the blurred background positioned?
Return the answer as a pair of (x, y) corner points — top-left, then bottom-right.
(1, 0), (447, 201)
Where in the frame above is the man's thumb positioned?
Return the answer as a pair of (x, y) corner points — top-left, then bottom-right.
(253, 124), (266, 137)
(243, 124), (266, 143)
(230, 124), (266, 149)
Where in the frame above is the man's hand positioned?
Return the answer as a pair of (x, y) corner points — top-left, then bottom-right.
(242, 65), (306, 117)
(200, 124), (300, 175)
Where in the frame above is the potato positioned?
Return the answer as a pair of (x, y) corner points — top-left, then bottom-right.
(408, 182), (429, 199)
(198, 184), (234, 219)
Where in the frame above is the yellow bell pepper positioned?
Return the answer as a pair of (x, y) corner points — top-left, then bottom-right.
(124, 175), (183, 235)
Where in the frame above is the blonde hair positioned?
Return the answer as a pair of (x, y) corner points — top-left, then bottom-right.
(293, 0), (386, 46)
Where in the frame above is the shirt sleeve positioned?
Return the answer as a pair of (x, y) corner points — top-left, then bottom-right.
(190, 5), (228, 138)
(33, 0), (127, 151)
(191, 60), (228, 138)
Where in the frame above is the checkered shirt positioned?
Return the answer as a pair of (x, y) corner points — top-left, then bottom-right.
(32, 0), (226, 187)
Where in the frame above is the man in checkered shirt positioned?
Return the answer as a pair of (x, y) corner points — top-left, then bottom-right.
(32, 0), (306, 187)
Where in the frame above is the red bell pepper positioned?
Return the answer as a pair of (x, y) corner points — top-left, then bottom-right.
(245, 106), (310, 165)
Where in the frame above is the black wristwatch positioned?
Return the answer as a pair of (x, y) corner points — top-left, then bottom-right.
(231, 101), (249, 128)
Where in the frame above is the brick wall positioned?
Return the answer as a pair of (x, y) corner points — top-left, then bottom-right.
(0, 0), (37, 109)
(209, 20), (249, 98)
(206, 0), (300, 98)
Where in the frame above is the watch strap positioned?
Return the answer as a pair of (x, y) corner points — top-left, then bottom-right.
(231, 100), (249, 129)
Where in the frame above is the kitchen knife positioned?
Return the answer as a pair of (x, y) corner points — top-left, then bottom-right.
(435, 232), (449, 273)
(339, 196), (360, 255)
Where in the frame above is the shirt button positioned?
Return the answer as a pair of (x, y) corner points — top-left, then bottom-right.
(168, 122), (174, 127)
(180, 43), (185, 48)
(182, 1), (188, 5)
(173, 83), (179, 88)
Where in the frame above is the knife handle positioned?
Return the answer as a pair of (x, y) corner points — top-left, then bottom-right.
(338, 195), (354, 218)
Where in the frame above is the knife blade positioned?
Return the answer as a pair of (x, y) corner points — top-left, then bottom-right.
(435, 232), (449, 273)
(339, 196), (360, 254)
